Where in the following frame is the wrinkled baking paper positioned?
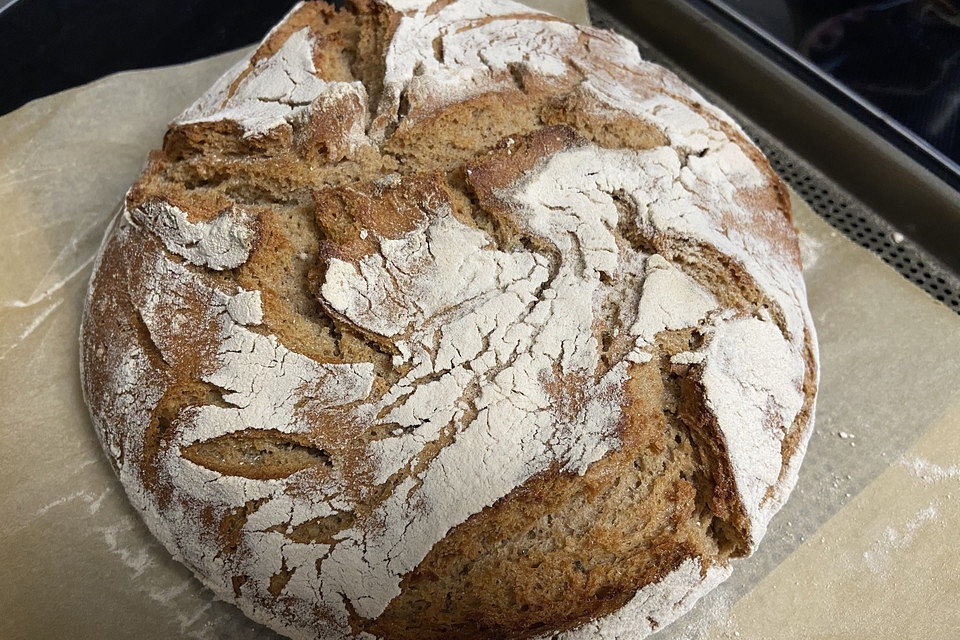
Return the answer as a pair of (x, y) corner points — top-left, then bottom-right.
(1, 1), (958, 638)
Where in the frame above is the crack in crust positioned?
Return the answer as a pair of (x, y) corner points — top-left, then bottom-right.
(80, 1), (819, 639)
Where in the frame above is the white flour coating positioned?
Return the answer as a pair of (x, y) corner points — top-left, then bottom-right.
(697, 316), (806, 546)
(323, 213), (550, 339)
(477, 136), (810, 550)
(318, 198), (628, 617)
(99, 230), (382, 637)
(379, 0), (437, 11)
(129, 200), (256, 270)
(373, 0), (811, 351)
(373, 0), (553, 138)
(546, 558), (732, 640)
(490, 141), (808, 350)
(441, 19), (574, 78)
(81, 1), (820, 639)
(630, 255), (717, 349)
(177, 26), (369, 141)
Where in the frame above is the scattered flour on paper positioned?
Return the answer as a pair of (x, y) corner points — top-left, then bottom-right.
(900, 455), (960, 483)
(32, 487), (112, 518)
(798, 232), (822, 271)
(98, 519), (157, 580)
(861, 502), (943, 574)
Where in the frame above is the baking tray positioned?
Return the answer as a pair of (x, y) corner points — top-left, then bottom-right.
(590, 0), (960, 314)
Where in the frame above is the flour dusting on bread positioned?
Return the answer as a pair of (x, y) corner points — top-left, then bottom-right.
(81, 1), (819, 638)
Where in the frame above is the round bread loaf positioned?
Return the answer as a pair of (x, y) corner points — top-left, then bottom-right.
(80, 1), (819, 638)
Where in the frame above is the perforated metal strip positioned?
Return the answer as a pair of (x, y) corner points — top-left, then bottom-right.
(590, 3), (960, 315)
(758, 139), (960, 312)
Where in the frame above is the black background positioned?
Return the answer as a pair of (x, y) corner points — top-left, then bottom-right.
(727, 0), (960, 166)
(0, 0), (300, 115)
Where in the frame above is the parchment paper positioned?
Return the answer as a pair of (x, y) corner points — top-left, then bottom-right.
(2, 2), (958, 638)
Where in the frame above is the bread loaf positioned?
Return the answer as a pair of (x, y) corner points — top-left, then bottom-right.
(80, 1), (819, 638)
